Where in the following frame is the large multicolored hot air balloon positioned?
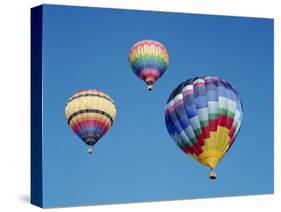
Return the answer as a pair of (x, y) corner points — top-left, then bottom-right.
(65, 89), (117, 154)
(128, 40), (169, 91)
(165, 76), (243, 179)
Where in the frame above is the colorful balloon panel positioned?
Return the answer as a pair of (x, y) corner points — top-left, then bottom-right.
(129, 40), (169, 90)
(65, 90), (116, 150)
(165, 76), (243, 170)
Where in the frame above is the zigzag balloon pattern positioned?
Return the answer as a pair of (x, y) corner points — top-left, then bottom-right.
(129, 40), (169, 91)
(165, 76), (243, 179)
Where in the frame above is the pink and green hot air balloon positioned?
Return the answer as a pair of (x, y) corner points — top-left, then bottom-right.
(128, 40), (169, 91)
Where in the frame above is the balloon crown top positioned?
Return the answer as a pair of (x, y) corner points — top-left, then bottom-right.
(166, 76), (241, 104)
(130, 40), (168, 53)
(65, 89), (115, 106)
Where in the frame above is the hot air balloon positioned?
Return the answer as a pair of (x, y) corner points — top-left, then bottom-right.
(165, 76), (243, 179)
(128, 40), (169, 91)
(65, 89), (117, 154)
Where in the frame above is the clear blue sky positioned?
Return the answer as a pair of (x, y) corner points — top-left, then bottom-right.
(41, 4), (274, 207)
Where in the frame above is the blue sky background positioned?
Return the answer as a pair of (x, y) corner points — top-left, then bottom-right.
(41, 5), (274, 207)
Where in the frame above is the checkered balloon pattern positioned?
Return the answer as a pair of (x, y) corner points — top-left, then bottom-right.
(165, 76), (243, 169)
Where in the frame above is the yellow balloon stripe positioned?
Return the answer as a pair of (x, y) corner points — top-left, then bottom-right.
(65, 95), (116, 120)
(198, 126), (231, 168)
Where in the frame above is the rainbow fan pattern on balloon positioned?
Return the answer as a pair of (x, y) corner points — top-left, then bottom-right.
(129, 40), (169, 91)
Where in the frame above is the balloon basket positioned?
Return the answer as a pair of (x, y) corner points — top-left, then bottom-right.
(147, 85), (153, 91)
(209, 169), (216, 180)
(88, 146), (93, 154)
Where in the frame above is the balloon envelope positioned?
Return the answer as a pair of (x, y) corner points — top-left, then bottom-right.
(65, 89), (116, 153)
(129, 40), (169, 91)
(165, 76), (243, 177)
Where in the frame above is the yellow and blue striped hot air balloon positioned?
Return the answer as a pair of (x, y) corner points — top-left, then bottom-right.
(65, 89), (117, 154)
(165, 76), (243, 179)
(129, 40), (169, 91)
